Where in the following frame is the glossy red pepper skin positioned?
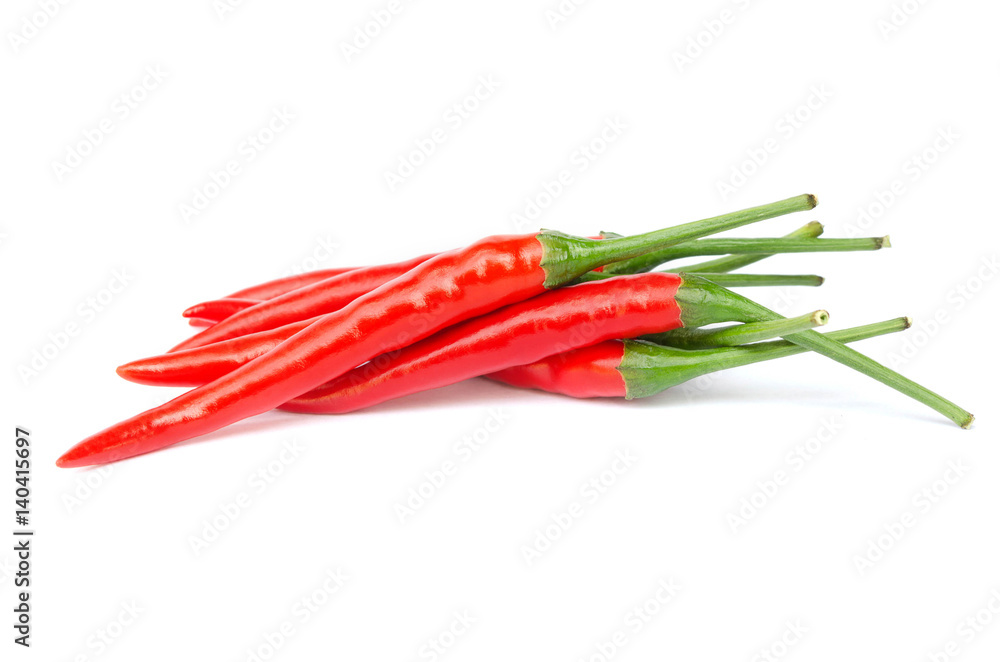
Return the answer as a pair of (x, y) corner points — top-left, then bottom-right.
(57, 235), (549, 467)
(125, 274), (678, 390)
(182, 298), (260, 323)
(117, 317), (323, 387)
(59, 195), (818, 467)
(487, 318), (918, 401)
(487, 341), (627, 398)
(224, 268), (357, 300)
(281, 274), (682, 414)
(170, 252), (441, 352)
(178, 237), (609, 341)
(215, 238), (610, 306)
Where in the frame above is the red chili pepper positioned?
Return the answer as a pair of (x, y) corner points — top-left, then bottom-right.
(213, 236), (610, 305)
(124, 274), (825, 389)
(177, 236), (612, 342)
(176, 235), (860, 348)
(57, 194), (815, 467)
(274, 272), (713, 412)
(488, 341), (628, 398)
(182, 298), (261, 324)
(118, 317), (322, 387)
(486, 318), (913, 399)
(284, 276), (975, 425)
(277, 286), (826, 413)
(224, 268), (357, 300)
(170, 251), (441, 352)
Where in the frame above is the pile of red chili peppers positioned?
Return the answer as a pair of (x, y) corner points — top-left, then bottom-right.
(57, 194), (974, 468)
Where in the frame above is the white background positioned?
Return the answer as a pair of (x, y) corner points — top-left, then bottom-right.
(2, 1), (999, 660)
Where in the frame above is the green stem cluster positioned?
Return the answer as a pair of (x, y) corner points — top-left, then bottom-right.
(605, 235), (889, 275)
(620, 318), (912, 399)
(647, 310), (829, 349)
(673, 221), (823, 273)
(538, 194), (817, 287)
(676, 275), (974, 428)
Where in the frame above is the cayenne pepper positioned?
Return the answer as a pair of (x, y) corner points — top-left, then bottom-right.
(57, 194), (816, 467)
(486, 318), (913, 399)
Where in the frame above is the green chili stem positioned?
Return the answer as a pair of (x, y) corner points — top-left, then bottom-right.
(647, 310), (829, 349)
(673, 221), (824, 274)
(578, 271), (823, 288)
(688, 273), (824, 288)
(619, 317), (913, 399)
(680, 276), (974, 428)
(605, 236), (888, 275)
(539, 194), (817, 287)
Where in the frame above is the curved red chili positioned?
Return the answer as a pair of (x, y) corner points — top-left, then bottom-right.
(486, 318), (913, 399)
(182, 298), (261, 323)
(224, 267), (357, 300)
(177, 236), (612, 344)
(170, 251), (441, 352)
(487, 341), (628, 398)
(118, 316), (322, 387)
(56, 194), (817, 467)
(279, 273), (690, 413)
